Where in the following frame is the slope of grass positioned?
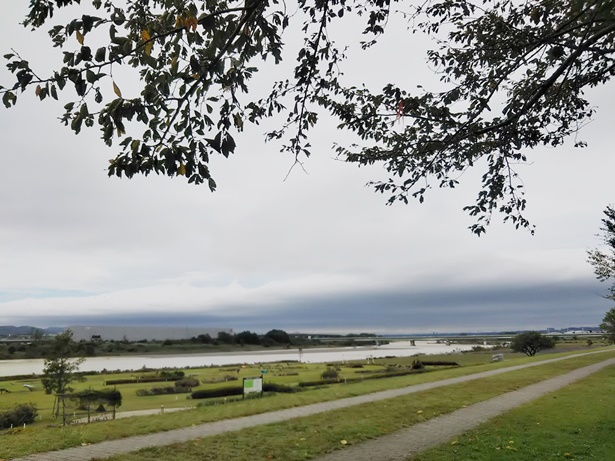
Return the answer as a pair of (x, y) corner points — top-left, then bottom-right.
(1, 348), (612, 459)
(415, 365), (615, 461)
(98, 350), (615, 461)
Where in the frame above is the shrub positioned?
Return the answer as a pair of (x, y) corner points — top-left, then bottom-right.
(202, 375), (238, 383)
(298, 378), (339, 387)
(0, 404), (38, 429)
(190, 386), (243, 399)
(161, 370), (184, 378)
(321, 368), (339, 379)
(175, 377), (199, 388)
(262, 383), (297, 393)
(136, 386), (192, 396)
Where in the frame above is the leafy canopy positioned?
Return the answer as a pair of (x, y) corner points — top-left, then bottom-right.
(587, 206), (615, 343)
(510, 330), (556, 356)
(41, 331), (85, 401)
(587, 206), (615, 298)
(3, 0), (615, 234)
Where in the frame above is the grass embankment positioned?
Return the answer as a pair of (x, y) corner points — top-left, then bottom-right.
(0, 347), (508, 417)
(416, 364), (615, 461)
(97, 349), (615, 461)
(1, 347), (613, 459)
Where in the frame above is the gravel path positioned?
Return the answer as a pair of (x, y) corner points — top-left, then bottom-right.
(8, 350), (614, 461)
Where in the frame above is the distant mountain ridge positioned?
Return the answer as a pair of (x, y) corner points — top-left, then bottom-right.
(0, 325), (65, 336)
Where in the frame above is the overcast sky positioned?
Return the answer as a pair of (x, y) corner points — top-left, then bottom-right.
(0, 3), (613, 334)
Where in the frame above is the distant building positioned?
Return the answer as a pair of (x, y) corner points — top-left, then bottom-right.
(67, 325), (233, 342)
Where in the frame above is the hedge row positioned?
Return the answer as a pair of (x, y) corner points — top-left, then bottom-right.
(136, 386), (192, 396)
(104, 375), (184, 385)
(191, 386), (243, 399)
(298, 368), (427, 388)
(190, 382), (298, 399)
(263, 383), (297, 393)
(419, 361), (460, 366)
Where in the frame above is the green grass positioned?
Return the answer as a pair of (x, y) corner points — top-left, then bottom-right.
(96, 349), (615, 461)
(0, 347), (525, 418)
(1, 347), (612, 459)
(415, 365), (615, 461)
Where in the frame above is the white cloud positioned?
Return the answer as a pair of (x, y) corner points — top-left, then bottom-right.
(0, 4), (613, 331)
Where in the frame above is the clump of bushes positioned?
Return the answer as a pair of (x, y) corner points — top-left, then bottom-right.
(105, 371), (186, 385)
(263, 383), (297, 393)
(136, 386), (192, 396)
(191, 386), (243, 399)
(321, 368), (339, 379)
(175, 377), (199, 388)
(0, 403), (38, 429)
(202, 375), (238, 383)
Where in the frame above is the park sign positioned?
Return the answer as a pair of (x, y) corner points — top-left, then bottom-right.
(243, 377), (263, 397)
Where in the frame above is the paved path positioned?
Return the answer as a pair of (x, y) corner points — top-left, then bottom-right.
(73, 406), (195, 424)
(9, 350), (614, 461)
(315, 357), (615, 461)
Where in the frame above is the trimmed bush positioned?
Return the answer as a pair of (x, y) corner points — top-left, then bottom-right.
(263, 383), (297, 393)
(420, 361), (460, 366)
(104, 375), (184, 385)
(136, 386), (192, 396)
(298, 378), (339, 387)
(175, 377), (199, 388)
(190, 386), (243, 399)
(0, 404), (38, 429)
(202, 375), (238, 384)
(321, 368), (339, 379)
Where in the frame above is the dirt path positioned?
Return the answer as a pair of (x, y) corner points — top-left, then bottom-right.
(8, 350), (614, 461)
(314, 357), (615, 461)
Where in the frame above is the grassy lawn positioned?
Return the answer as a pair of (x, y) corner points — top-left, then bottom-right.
(0, 347), (522, 417)
(1, 347), (612, 459)
(415, 364), (615, 461)
(97, 350), (615, 461)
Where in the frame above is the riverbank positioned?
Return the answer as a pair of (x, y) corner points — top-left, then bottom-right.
(0, 341), (486, 377)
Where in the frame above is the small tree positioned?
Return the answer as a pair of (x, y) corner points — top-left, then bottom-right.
(235, 330), (261, 346)
(41, 331), (85, 420)
(264, 329), (291, 345)
(588, 206), (615, 344)
(511, 331), (555, 357)
(601, 308), (615, 344)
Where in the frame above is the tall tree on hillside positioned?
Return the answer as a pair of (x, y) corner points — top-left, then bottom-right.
(2, 1), (615, 233)
(588, 205), (615, 343)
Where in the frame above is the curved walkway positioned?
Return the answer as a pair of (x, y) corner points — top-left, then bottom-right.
(9, 350), (614, 461)
(315, 356), (615, 461)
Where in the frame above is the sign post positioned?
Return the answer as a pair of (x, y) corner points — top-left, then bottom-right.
(242, 376), (263, 399)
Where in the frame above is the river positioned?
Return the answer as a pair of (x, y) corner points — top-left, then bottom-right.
(0, 340), (486, 377)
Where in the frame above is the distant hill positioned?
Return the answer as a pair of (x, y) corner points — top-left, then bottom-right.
(0, 325), (65, 336)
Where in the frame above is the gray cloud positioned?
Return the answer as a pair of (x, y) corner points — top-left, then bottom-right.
(0, 5), (614, 334)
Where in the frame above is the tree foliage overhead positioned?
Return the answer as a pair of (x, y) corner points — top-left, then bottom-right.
(3, 0), (615, 233)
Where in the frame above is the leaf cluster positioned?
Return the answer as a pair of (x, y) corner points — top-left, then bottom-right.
(2, 0), (615, 233)
(510, 331), (555, 356)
